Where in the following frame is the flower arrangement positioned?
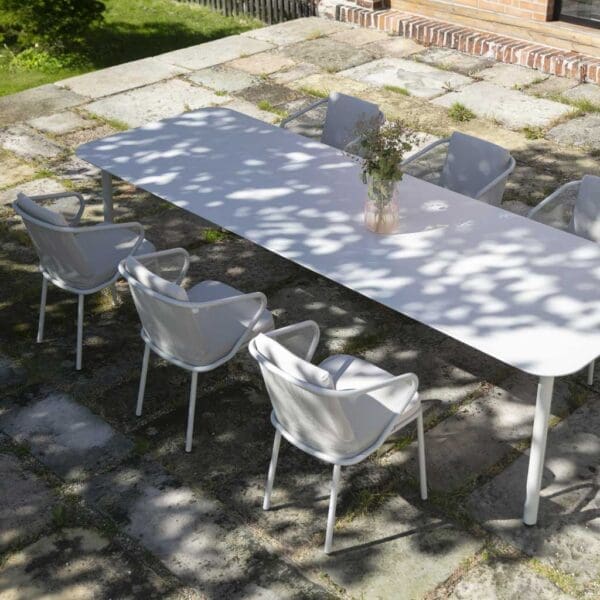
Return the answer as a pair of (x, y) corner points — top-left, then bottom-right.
(358, 119), (413, 234)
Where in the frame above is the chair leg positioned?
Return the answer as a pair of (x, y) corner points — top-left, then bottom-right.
(76, 294), (84, 371)
(185, 371), (199, 453)
(37, 276), (48, 343)
(263, 430), (282, 510)
(136, 344), (150, 417)
(324, 464), (341, 555)
(417, 410), (428, 501)
(587, 361), (595, 386)
(109, 284), (119, 307)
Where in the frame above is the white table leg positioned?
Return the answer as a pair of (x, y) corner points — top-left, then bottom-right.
(101, 170), (113, 222)
(523, 375), (554, 525)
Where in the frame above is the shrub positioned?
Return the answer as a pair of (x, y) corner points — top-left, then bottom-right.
(0, 0), (105, 52)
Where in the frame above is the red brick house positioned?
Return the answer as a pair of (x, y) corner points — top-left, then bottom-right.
(332, 0), (600, 82)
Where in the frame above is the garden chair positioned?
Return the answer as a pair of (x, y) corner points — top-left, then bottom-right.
(401, 132), (515, 206)
(280, 92), (384, 156)
(13, 191), (154, 370)
(248, 321), (427, 554)
(528, 174), (600, 385)
(119, 248), (274, 452)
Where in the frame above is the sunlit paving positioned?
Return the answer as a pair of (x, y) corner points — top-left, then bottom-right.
(1, 6), (599, 600)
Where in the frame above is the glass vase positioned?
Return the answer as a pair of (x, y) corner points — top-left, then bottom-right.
(364, 175), (400, 234)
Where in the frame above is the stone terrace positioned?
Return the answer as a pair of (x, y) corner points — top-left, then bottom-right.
(0, 16), (599, 600)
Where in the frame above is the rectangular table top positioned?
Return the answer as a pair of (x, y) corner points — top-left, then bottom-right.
(78, 108), (600, 378)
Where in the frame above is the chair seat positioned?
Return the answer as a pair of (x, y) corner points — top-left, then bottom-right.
(319, 354), (421, 429)
(188, 280), (274, 335)
(77, 228), (155, 288)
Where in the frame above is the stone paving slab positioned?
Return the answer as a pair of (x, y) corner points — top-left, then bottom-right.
(415, 47), (495, 75)
(392, 374), (589, 492)
(0, 394), (133, 481)
(480, 63), (548, 89)
(228, 51), (296, 75)
(58, 57), (189, 100)
(546, 114), (600, 150)
(309, 496), (483, 600)
(449, 561), (573, 599)
(432, 82), (574, 129)
(0, 528), (181, 599)
(84, 79), (230, 128)
(218, 98), (281, 124)
(238, 82), (302, 107)
(156, 35), (274, 72)
(27, 110), (93, 135)
(468, 398), (600, 592)
(562, 83), (600, 106)
(242, 16), (349, 46)
(289, 72), (371, 98)
(329, 27), (389, 46)
(0, 153), (37, 190)
(0, 84), (87, 127)
(365, 36), (423, 58)
(525, 75), (580, 99)
(282, 38), (378, 73)
(0, 443), (58, 552)
(0, 177), (67, 206)
(188, 65), (260, 93)
(0, 125), (64, 161)
(340, 58), (473, 98)
(83, 459), (332, 598)
(270, 62), (322, 85)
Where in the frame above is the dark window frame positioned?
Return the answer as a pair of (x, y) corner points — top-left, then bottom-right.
(554, 0), (600, 28)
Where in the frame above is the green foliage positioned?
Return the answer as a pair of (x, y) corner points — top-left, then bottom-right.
(383, 84), (410, 96)
(0, 0), (106, 51)
(522, 125), (544, 140)
(0, 0), (261, 97)
(359, 119), (413, 183)
(448, 102), (476, 123)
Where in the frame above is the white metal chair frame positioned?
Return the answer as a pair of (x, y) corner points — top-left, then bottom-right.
(249, 320), (427, 554)
(528, 180), (597, 385)
(401, 137), (516, 206)
(280, 97), (385, 155)
(14, 192), (146, 370)
(119, 248), (270, 452)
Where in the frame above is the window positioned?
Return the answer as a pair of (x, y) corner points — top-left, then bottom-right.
(555, 0), (600, 27)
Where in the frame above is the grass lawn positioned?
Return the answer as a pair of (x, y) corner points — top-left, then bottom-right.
(0, 0), (261, 97)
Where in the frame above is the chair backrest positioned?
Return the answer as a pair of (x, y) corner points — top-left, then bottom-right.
(321, 92), (382, 153)
(440, 132), (513, 205)
(250, 334), (404, 461)
(572, 175), (600, 243)
(13, 193), (93, 288)
(122, 256), (261, 368)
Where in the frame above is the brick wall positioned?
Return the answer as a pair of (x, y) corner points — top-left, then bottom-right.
(450, 0), (554, 22)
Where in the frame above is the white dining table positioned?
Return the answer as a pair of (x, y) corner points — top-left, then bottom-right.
(77, 107), (600, 526)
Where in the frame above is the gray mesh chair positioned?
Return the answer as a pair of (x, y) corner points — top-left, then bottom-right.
(280, 92), (384, 155)
(249, 321), (427, 554)
(13, 191), (155, 370)
(528, 174), (600, 385)
(402, 132), (516, 206)
(119, 248), (274, 452)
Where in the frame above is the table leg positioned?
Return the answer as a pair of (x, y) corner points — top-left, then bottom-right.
(523, 375), (554, 525)
(101, 170), (113, 223)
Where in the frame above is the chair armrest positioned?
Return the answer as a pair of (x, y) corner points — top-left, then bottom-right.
(474, 155), (516, 200)
(28, 191), (86, 225)
(527, 180), (581, 219)
(280, 98), (329, 129)
(261, 320), (321, 362)
(400, 137), (450, 168)
(133, 248), (189, 284)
